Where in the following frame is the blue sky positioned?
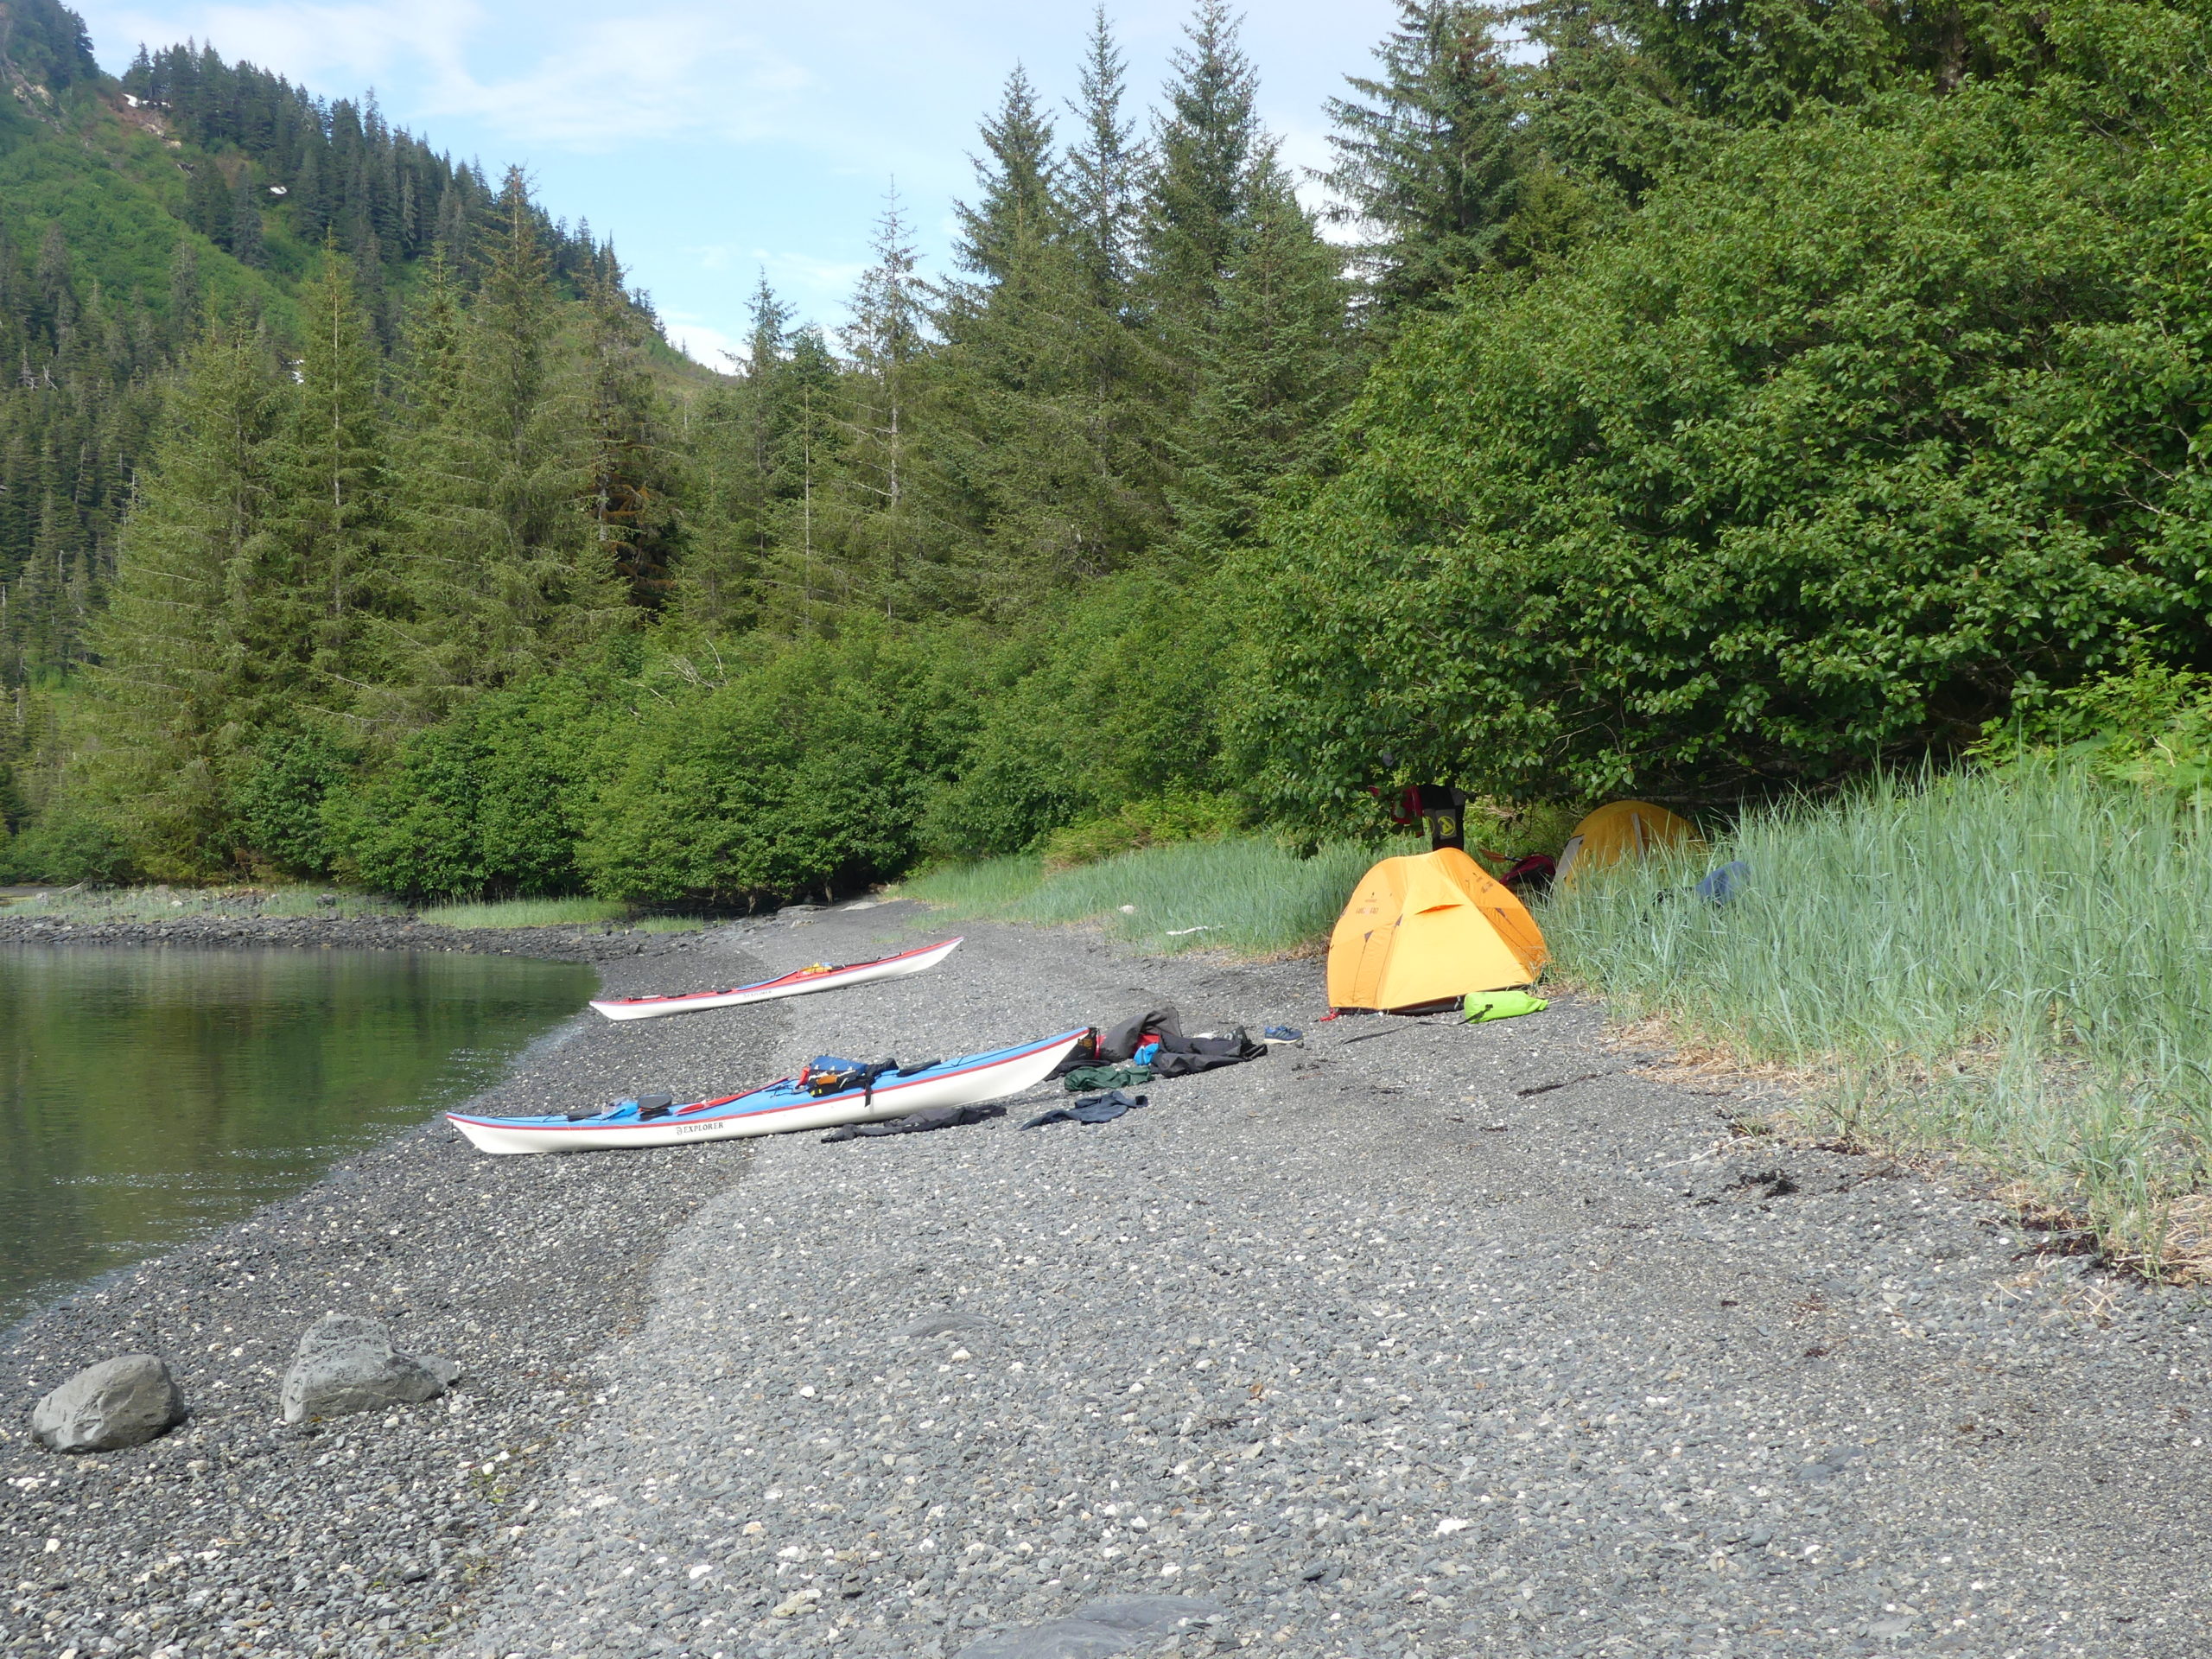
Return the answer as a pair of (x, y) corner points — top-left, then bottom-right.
(67, 1), (1402, 365)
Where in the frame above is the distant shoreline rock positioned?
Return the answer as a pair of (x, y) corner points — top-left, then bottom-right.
(0, 912), (699, 961)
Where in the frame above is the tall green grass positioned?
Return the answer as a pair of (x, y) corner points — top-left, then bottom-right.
(899, 836), (1415, 958)
(418, 897), (634, 930)
(1548, 760), (2212, 1270)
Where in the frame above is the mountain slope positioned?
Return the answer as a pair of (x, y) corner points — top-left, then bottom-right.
(0, 0), (681, 690)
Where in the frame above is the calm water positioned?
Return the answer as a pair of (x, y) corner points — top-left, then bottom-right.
(0, 944), (594, 1324)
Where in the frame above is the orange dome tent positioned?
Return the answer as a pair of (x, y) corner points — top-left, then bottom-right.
(1327, 848), (1548, 1014)
(1554, 800), (1699, 887)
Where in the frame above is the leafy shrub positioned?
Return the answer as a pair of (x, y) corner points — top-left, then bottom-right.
(0, 813), (133, 884)
(1037, 790), (1245, 869)
(1239, 65), (2212, 819)
(334, 677), (613, 899)
(919, 575), (1230, 861)
(578, 628), (980, 904)
(232, 728), (356, 876)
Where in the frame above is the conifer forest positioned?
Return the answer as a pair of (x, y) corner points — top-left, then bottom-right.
(6, 0), (2212, 901)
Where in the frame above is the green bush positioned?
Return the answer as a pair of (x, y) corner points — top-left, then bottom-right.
(0, 813), (133, 884)
(1239, 50), (2212, 821)
(918, 575), (1230, 861)
(232, 728), (357, 877)
(334, 677), (613, 899)
(1979, 664), (2212, 798)
(578, 629), (980, 904)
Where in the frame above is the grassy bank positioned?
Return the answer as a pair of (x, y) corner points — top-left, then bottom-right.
(1548, 761), (2212, 1274)
(897, 836), (1415, 958)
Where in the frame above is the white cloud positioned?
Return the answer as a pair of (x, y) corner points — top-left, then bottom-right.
(661, 315), (741, 368)
(75, 0), (1405, 362)
(92, 0), (475, 94)
(87, 0), (820, 151)
(413, 10), (817, 153)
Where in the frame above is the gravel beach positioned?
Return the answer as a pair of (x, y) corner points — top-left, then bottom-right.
(2, 922), (784, 1657)
(450, 905), (2212, 1659)
(10, 903), (2212, 1658)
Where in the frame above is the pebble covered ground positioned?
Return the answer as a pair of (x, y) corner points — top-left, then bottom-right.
(442, 905), (2212, 1659)
(10, 905), (2212, 1658)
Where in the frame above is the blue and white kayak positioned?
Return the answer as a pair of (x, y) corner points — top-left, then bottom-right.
(446, 1027), (1086, 1154)
(588, 937), (963, 1021)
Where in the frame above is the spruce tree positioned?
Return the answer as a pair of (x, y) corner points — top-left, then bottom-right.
(395, 248), (466, 425)
(1323, 1), (1523, 314)
(931, 223), (1174, 603)
(926, 11), (1179, 605)
(1065, 5), (1142, 307)
(82, 324), (290, 874)
(839, 188), (942, 615)
(1168, 176), (1351, 556)
(955, 69), (1061, 282)
(230, 168), (269, 268)
(1137, 1), (1353, 557)
(166, 239), (203, 344)
(394, 167), (622, 712)
(754, 327), (847, 634)
(187, 162), (232, 250)
(270, 251), (385, 710)
(672, 274), (792, 635)
(1140, 1), (1263, 327)
(582, 254), (683, 608)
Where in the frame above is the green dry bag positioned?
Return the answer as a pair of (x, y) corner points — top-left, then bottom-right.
(1463, 989), (1548, 1023)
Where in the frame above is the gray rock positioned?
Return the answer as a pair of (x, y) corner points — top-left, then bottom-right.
(957, 1597), (1224, 1659)
(29, 1354), (187, 1452)
(279, 1314), (457, 1424)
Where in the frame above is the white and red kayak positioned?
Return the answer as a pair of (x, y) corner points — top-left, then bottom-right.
(588, 937), (963, 1021)
(447, 1027), (1086, 1154)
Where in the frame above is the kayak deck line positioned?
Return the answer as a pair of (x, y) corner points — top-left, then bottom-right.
(588, 937), (963, 1020)
(445, 1027), (1085, 1154)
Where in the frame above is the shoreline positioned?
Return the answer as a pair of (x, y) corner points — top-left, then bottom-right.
(0, 911), (709, 962)
(0, 917), (794, 1659)
(12, 905), (2212, 1656)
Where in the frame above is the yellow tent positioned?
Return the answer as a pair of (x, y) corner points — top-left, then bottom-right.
(1555, 800), (1699, 887)
(1327, 848), (1548, 1013)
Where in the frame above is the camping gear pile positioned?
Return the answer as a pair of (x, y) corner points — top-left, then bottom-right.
(1055, 1005), (1267, 1078)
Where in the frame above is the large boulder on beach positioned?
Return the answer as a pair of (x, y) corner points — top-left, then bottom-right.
(30, 1354), (188, 1452)
(281, 1314), (459, 1424)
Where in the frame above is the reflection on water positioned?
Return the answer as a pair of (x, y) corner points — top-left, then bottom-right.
(0, 944), (594, 1324)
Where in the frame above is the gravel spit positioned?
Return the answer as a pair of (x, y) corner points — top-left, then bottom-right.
(449, 905), (2212, 1659)
(10, 903), (2212, 1658)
